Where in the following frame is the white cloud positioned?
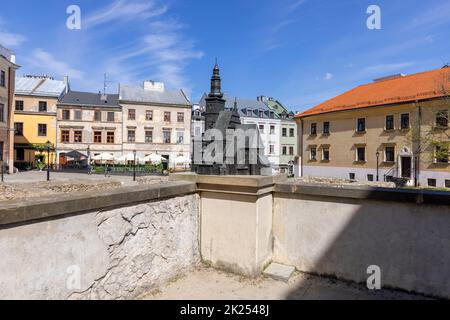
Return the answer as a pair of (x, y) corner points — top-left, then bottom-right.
(289, 0), (307, 12)
(363, 62), (415, 74)
(84, 0), (167, 28)
(27, 49), (84, 80)
(324, 72), (334, 81)
(0, 31), (26, 47)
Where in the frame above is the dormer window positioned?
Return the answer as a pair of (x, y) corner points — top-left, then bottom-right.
(247, 109), (253, 117)
(259, 110), (264, 118)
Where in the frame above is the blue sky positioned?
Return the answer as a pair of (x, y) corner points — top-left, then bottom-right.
(0, 0), (449, 112)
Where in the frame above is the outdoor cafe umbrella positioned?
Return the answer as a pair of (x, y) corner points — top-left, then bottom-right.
(92, 153), (114, 162)
(174, 155), (191, 165)
(143, 153), (167, 164)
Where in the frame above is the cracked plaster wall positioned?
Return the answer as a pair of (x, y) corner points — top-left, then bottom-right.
(0, 194), (200, 300)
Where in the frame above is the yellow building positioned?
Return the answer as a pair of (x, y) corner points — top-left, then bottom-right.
(13, 75), (68, 169)
(296, 66), (450, 188)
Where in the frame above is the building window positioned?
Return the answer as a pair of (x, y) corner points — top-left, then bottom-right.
(401, 114), (410, 129)
(322, 148), (330, 161)
(367, 174), (374, 182)
(107, 132), (115, 144)
(107, 112), (115, 122)
(386, 115), (394, 130)
(259, 110), (264, 118)
(177, 132), (184, 144)
(0, 142), (3, 161)
(61, 130), (70, 143)
(357, 147), (366, 162)
(93, 131), (102, 143)
(310, 147), (317, 161)
(38, 101), (47, 112)
(74, 131), (83, 143)
(0, 71), (5, 87)
(15, 100), (24, 111)
(436, 110), (449, 128)
(247, 110), (253, 117)
(127, 130), (135, 143)
(62, 110), (70, 120)
(38, 124), (47, 137)
(282, 146), (287, 155)
(145, 131), (153, 143)
(177, 112), (185, 123)
(74, 110), (82, 120)
(310, 123), (317, 135)
(385, 147), (395, 162)
(349, 173), (356, 180)
(94, 110), (102, 121)
(282, 128), (287, 137)
(260, 125), (265, 133)
(163, 130), (171, 144)
(289, 146), (294, 156)
(16, 148), (25, 161)
(269, 145), (275, 154)
(428, 179), (437, 187)
(14, 123), (24, 136)
(290, 128), (295, 137)
(435, 145), (449, 163)
(195, 127), (201, 137)
(357, 118), (366, 132)
(164, 112), (171, 122)
(323, 122), (330, 135)
(128, 109), (136, 121)
(269, 112), (275, 119)
(0, 103), (4, 122)
(445, 180), (450, 188)
(146, 110), (153, 121)
(270, 126), (275, 135)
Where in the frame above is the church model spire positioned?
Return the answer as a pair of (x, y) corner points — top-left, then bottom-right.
(209, 61), (223, 98)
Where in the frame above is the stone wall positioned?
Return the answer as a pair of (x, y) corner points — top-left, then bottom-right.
(0, 182), (199, 300)
(273, 182), (450, 299)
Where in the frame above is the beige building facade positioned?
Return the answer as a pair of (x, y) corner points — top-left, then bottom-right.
(296, 67), (450, 188)
(56, 91), (122, 166)
(0, 45), (19, 173)
(119, 81), (192, 168)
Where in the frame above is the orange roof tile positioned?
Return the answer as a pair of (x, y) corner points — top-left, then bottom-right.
(296, 67), (450, 118)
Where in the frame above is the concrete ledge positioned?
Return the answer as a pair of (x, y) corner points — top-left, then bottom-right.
(0, 181), (197, 226)
(170, 172), (286, 188)
(275, 182), (450, 205)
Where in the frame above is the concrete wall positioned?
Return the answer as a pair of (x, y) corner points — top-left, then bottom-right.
(273, 183), (450, 299)
(0, 182), (199, 300)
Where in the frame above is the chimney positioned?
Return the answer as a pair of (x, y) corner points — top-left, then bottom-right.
(63, 75), (70, 94)
(143, 80), (165, 92)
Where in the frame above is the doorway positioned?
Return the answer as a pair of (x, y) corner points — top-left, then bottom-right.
(401, 156), (412, 179)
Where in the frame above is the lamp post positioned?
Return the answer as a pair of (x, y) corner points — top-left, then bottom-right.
(133, 150), (137, 182)
(46, 141), (51, 181)
(376, 151), (380, 182)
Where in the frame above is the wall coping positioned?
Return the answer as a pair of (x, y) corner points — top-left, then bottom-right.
(170, 173), (286, 188)
(0, 181), (197, 227)
(275, 182), (450, 205)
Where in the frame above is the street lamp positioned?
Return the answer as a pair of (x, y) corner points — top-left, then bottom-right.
(46, 141), (52, 181)
(376, 151), (380, 182)
(133, 150), (137, 182)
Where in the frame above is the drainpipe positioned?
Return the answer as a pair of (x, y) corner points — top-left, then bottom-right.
(416, 103), (422, 187)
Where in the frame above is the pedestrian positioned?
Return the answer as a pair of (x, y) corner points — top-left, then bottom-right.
(87, 162), (92, 175)
(105, 164), (109, 177)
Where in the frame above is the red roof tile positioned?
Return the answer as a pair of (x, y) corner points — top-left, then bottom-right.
(296, 67), (450, 118)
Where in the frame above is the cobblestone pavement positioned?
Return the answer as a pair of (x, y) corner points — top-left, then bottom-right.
(0, 171), (169, 202)
(143, 266), (429, 300)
